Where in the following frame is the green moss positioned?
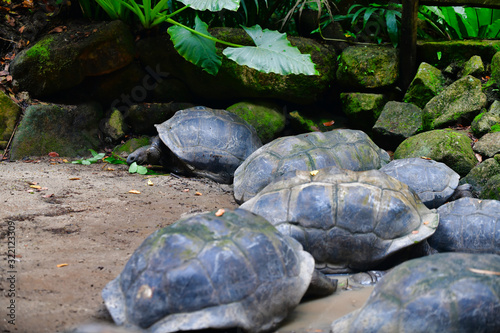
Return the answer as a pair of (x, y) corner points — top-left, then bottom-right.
(25, 36), (55, 75)
(473, 112), (485, 123)
(491, 123), (500, 132)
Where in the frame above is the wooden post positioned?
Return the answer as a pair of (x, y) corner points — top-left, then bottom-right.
(400, 0), (420, 91)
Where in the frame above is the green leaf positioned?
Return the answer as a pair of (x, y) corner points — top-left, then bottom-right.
(129, 162), (138, 173)
(177, 0), (240, 12)
(486, 19), (500, 38)
(362, 7), (377, 29)
(223, 25), (318, 76)
(168, 16), (222, 75)
(137, 165), (149, 175)
(385, 9), (399, 47)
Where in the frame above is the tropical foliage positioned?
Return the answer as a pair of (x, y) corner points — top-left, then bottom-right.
(87, 0), (318, 76)
(419, 5), (500, 40)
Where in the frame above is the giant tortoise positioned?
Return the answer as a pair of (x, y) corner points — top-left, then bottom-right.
(240, 166), (439, 273)
(102, 208), (335, 333)
(331, 252), (500, 333)
(126, 106), (262, 184)
(233, 129), (390, 203)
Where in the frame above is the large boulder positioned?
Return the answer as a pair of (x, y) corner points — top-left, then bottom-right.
(403, 62), (446, 109)
(394, 129), (477, 177)
(10, 103), (104, 159)
(473, 132), (500, 158)
(491, 51), (500, 85)
(460, 55), (484, 78)
(137, 28), (337, 105)
(227, 100), (286, 143)
(471, 100), (500, 137)
(460, 157), (500, 198)
(0, 90), (21, 149)
(10, 20), (135, 97)
(372, 101), (423, 150)
(340, 93), (386, 131)
(423, 75), (487, 130)
(336, 45), (399, 89)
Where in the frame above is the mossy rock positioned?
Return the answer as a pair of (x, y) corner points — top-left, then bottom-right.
(372, 101), (423, 150)
(423, 75), (487, 130)
(480, 174), (500, 200)
(491, 51), (500, 85)
(336, 45), (399, 89)
(471, 100), (500, 137)
(10, 103), (103, 159)
(10, 20), (135, 97)
(226, 100), (285, 143)
(417, 40), (500, 68)
(101, 109), (128, 141)
(112, 136), (152, 160)
(403, 62), (446, 109)
(473, 132), (500, 157)
(340, 93), (386, 131)
(394, 129), (477, 176)
(460, 55), (484, 78)
(137, 28), (337, 105)
(125, 102), (194, 135)
(0, 90), (21, 149)
(460, 158), (500, 197)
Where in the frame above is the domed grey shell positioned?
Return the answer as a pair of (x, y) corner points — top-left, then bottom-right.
(428, 197), (500, 254)
(240, 167), (438, 273)
(157, 106), (262, 184)
(331, 252), (500, 333)
(234, 129), (390, 203)
(380, 158), (460, 208)
(102, 209), (314, 333)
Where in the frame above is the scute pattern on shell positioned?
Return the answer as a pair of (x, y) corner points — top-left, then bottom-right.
(331, 252), (500, 333)
(102, 209), (314, 333)
(380, 158), (460, 208)
(428, 197), (500, 254)
(233, 129), (390, 203)
(240, 167), (438, 273)
(156, 106), (262, 184)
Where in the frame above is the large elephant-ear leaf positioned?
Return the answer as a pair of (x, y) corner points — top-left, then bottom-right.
(177, 0), (240, 12)
(167, 16), (222, 76)
(223, 25), (319, 76)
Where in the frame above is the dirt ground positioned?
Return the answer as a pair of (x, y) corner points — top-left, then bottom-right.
(0, 159), (371, 333)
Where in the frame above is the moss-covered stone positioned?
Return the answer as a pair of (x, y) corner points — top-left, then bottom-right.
(226, 100), (285, 143)
(101, 109), (128, 141)
(340, 93), (386, 131)
(10, 102), (103, 159)
(417, 40), (500, 68)
(125, 103), (194, 135)
(0, 90), (21, 148)
(336, 45), (398, 89)
(460, 55), (484, 78)
(394, 129), (477, 176)
(404, 62), (446, 109)
(10, 20), (135, 97)
(460, 158), (500, 197)
(372, 101), (423, 150)
(423, 75), (487, 130)
(491, 51), (500, 85)
(137, 28), (337, 105)
(481, 174), (500, 200)
(112, 136), (152, 160)
(471, 100), (500, 137)
(473, 132), (500, 157)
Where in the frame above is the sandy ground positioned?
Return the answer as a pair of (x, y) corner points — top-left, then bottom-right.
(0, 159), (371, 333)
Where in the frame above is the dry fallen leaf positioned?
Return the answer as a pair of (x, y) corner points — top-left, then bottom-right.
(57, 263), (68, 268)
(29, 185), (41, 189)
(475, 153), (482, 163)
(128, 190), (141, 194)
(69, 177), (80, 180)
(183, 189), (189, 192)
(147, 179), (154, 186)
(423, 221), (429, 225)
(323, 120), (335, 127)
(412, 230), (419, 234)
(420, 156), (431, 160)
(215, 209), (225, 217)
(310, 170), (319, 176)
(48, 152), (59, 157)
(468, 268), (500, 276)
(195, 192), (202, 196)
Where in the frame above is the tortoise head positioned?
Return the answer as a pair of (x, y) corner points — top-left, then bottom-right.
(127, 144), (161, 165)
